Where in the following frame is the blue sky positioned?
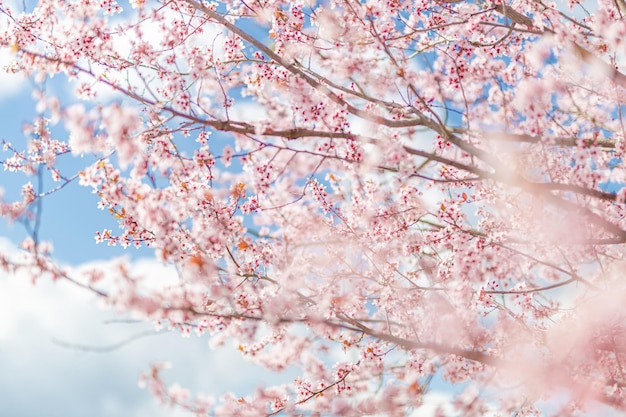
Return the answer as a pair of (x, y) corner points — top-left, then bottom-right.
(0, 75), (220, 414)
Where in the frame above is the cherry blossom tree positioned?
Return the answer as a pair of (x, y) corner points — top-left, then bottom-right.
(2, 0), (626, 415)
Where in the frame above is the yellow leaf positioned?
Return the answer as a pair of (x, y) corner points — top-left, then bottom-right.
(232, 182), (246, 199)
(189, 254), (205, 268)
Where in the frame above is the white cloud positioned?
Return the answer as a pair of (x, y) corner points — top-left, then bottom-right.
(67, 8), (224, 105)
(0, 0), (30, 100)
(0, 49), (28, 100)
(0, 238), (293, 416)
(414, 391), (456, 417)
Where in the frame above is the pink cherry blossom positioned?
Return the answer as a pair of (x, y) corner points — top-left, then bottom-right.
(2, 0), (626, 415)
